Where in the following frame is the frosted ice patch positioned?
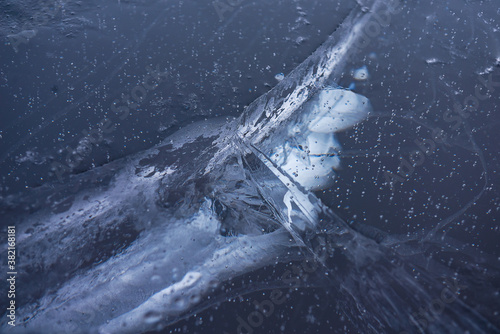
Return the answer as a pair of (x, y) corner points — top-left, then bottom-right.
(270, 88), (371, 191)
(307, 88), (371, 133)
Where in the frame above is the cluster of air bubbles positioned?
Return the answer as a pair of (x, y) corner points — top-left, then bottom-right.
(15, 150), (45, 165)
(182, 93), (199, 111)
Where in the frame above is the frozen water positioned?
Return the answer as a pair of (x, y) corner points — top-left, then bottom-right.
(268, 88), (371, 191)
(1, 0), (500, 333)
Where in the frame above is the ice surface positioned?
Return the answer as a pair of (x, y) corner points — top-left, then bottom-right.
(1, 0), (500, 333)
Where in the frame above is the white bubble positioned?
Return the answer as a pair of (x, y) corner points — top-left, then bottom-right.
(352, 66), (369, 81)
(274, 73), (285, 81)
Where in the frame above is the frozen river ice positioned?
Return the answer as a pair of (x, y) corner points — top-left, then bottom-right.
(1, 0), (500, 333)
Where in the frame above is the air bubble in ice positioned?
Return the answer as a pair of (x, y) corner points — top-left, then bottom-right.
(275, 73), (285, 81)
(143, 311), (162, 325)
(352, 66), (369, 81)
(150, 275), (161, 283)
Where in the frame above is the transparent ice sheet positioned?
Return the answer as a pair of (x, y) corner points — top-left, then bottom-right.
(1, 0), (499, 333)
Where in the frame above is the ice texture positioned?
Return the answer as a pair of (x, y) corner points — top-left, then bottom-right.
(1, 0), (500, 333)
